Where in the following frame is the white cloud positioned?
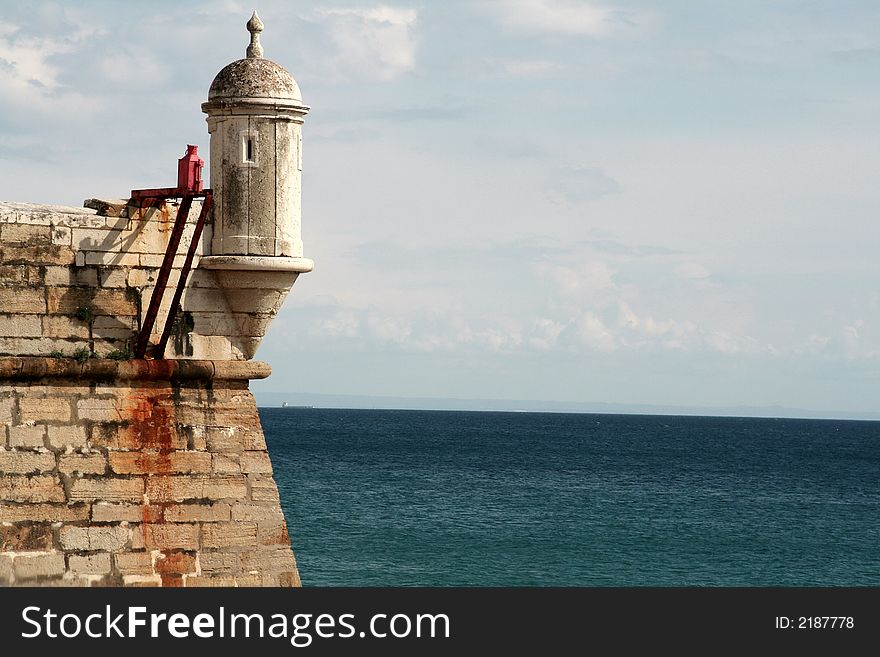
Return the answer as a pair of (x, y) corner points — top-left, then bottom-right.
(98, 46), (167, 86)
(312, 6), (419, 81)
(537, 261), (616, 296)
(487, 0), (638, 37)
(545, 165), (621, 204)
(0, 19), (99, 118)
(674, 262), (711, 280)
(571, 312), (616, 350)
(502, 59), (563, 76)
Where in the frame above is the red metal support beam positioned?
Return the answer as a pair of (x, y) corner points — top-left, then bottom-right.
(156, 190), (214, 359)
(133, 195), (194, 359)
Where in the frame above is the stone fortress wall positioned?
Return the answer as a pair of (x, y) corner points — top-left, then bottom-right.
(0, 13), (312, 587)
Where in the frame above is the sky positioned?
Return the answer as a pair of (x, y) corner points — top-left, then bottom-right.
(1, 1), (879, 415)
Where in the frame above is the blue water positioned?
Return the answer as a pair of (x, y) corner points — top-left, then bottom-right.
(260, 409), (880, 586)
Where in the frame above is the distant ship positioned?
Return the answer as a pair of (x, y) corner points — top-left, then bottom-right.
(281, 402), (314, 409)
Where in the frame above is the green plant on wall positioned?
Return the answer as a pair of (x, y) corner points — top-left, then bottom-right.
(74, 306), (93, 323)
(106, 347), (133, 361)
(72, 347), (92, 363)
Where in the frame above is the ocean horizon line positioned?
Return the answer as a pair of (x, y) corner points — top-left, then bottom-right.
(253, 391), (880, 422)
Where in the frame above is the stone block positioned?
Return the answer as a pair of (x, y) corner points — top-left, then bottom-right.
(201, 522), (257, 549)
(240, 451), (273, 474)
(109, 450), (211, 475)
(0, 314), (42, 338)
(46, 425), (88, 449)
(14, 553), (66, 580)
(205, 426), (243, 452)
(212, 453), (241, 473)
(155, 551), (198, 576)
(0, 474), (65, 502)
(60, 525), (129, 552)
(0, 244), (75, 266)
(68, 553), (112, 576)
(58, 453), (107, 475)
(0, 337), (77, 356)
(231, 504), (285, 523)
(1, 223), (52, 244)
(187, 334), (233, 360)
(71, 227), (122, 253)
(91, 503), (159, 523)
(163, 503), (231, 523)
(85, 251), (141, 267)
(76, 398), (126, 422)
(0, 450), (56, 474)
(0, 523), (55, 550)
(43, 266), (98, 286)
(0, 554), (12, 584)
(0, 264), (27, 283)
(239, 546), (297, 574)
(51, 225), (72, 246)
(99, 268), (129, 288)
(122, 574), (162, 587)
(68, 476), (144, 502)
(19, 396), (72, 423)
(114, 552), (154, 576)
(249, 476), (281, 504)
(47, 287), (138, 317)
(199, 550), (240, 574)
(0, 288), (46, 314)
(8, 424), (46, 448)
(0, 397), (12, 424)
(41, 315), (90, 339)
(142, 523), (199, 550)
(127, 268), (152, 287)
(0, 503), (89, 523)
(146, 475), (247, 503)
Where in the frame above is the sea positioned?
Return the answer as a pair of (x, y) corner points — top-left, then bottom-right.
(260, 408), (880, 586)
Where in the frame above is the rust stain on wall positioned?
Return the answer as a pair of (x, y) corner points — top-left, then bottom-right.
(121, 382), (180, 586)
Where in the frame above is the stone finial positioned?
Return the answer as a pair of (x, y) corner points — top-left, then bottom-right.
(246, 11), (264, 59)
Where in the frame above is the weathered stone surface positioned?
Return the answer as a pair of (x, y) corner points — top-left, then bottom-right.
(14, 553), (66, 580)
(199, 550), (240, 574)
(41, 315), (90, 339)
(114, 552), (154, 576)
(19, 396), (72, 423)
(68, 477), (144, 503)
(0, 503), (89, 523)
(0, 554), (12, 584)
(58, 453), (107, 475)
(0, 288), (46, 314)
(202, 522), (257, 549)
(46, 425), (88, 449)
(0, 475), (65, 502)
(145, 475), (247, 502)
(0, 397), (13, 424)
(92, 503), (160, 523)
(0, 523), (55, 551)
(240, 451), (272, 474)
(141, 523), (199, 550)
(0, 450), (56, 474)
(164, 503), (231, 523)
(155, 551), (198, 576)
(108, 451), (211, 475)
(8, 424), (46, 448)
(68, 552), (112, 576)
(60, 525), (129, 552)
(0, 315), (42, 338)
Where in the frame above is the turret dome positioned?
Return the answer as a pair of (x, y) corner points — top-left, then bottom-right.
(206, 11), (302, 103)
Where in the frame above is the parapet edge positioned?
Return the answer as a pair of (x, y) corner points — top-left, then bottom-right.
(0, 357), (271, 382)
